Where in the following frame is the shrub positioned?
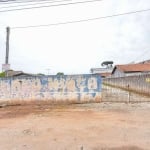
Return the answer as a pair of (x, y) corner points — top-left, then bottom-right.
(0, 72), (5, 78)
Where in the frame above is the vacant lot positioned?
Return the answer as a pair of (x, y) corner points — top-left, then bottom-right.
(0, 102), (150, 150)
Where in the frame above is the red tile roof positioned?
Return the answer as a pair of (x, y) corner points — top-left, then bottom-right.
(99, 72), (111, 77)
(114, 64), (150, 73)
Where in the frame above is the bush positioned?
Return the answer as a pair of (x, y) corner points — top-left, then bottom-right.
(0, 72), (5, 78)
(56, 72), (64, 76)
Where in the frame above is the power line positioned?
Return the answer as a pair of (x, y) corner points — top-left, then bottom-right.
(131, 49), (150, 63)
(0, 0), (50, 5)
(0, 0), (103, 12)
(11, 8), (150, 29)
(0, 0), (73, 9)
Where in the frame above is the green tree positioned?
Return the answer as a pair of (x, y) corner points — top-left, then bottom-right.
(0, 72), (5, 78)
(56, 72), (64, 76)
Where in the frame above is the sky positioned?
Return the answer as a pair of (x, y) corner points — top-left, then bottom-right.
(0, 0), (150, 75)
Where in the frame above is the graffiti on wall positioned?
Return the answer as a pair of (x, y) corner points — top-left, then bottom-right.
(146, 78), (150, 83)
(0, 74), (101, 102)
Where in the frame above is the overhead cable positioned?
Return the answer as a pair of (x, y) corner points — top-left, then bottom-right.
(0, 0), (50, 5)
(0, 0), (73, 9)
(11, 8), (150, 29)
(132, 49), (150, 63)
(0, 0), (103, 12)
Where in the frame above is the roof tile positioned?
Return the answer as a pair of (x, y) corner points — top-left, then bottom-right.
(116, 64), (150, 72)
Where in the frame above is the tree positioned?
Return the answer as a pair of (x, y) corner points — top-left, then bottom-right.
(56, 72), (64, 76)
(101, 61), (113, 68)
(0, 72), (5, 78)
(37, 73), (45, 76)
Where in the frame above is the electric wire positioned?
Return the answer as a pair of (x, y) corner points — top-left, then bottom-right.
(11, 8), (150, 29)
(0, 0), (74, 9)
(131, 49), (150, 63)
(0, 0), (103, 12)
(0, 0), (50, 5)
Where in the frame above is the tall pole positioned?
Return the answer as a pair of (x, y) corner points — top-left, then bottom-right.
(5, 27), (10, 64)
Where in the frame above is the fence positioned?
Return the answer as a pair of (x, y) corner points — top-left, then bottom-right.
(102, 74), (150, 102)
(0, 74), (102, 103)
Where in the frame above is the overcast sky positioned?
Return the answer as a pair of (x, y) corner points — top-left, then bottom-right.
(0, 0), (150, 75)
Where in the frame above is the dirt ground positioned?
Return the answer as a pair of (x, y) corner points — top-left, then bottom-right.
(0, 101), (150, 150)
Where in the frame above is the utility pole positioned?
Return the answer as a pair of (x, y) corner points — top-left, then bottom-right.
(2, 27), (10, 74)
(6, 26), (10, 64)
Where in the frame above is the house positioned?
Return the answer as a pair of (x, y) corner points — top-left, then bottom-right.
(90, 67), (112, 78)
(112, 64), (150, 77)
(97, 72), (112, 78)
(5, 70), (35, 77)
(138, 59), (150, 64)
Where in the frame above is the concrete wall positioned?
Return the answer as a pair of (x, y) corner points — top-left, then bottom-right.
(0, 74), (102, 102)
